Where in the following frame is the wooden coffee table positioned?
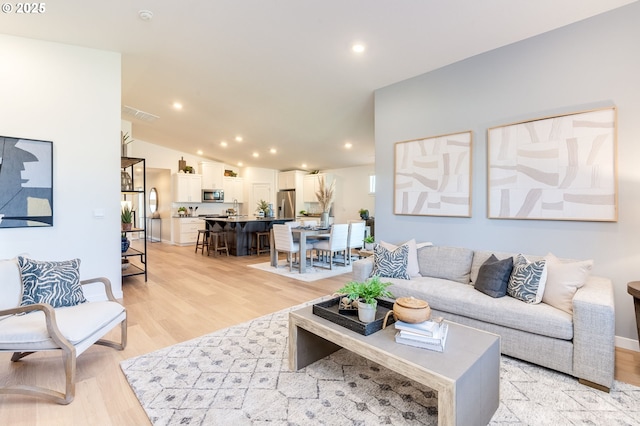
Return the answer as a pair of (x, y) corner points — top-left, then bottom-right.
(289, 306), (500, 426)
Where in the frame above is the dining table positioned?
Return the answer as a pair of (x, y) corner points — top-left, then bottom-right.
(270, 226), (329, 273)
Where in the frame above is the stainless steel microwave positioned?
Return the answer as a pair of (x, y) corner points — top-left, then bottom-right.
(202, 189), (224, 203)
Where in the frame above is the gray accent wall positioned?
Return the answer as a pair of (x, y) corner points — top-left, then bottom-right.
(374, 2), (640, 342)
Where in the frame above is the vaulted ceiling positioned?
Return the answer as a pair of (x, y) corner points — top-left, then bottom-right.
(2, 0), (635, 170)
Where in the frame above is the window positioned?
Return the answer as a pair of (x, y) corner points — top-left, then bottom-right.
(369, 175), (376, 194)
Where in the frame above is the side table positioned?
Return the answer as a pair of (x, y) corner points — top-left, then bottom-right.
(627, 281), (640, 342)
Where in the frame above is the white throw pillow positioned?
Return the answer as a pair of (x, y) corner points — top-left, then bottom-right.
(379, 239), (425, 277)
(542, 253), (593, 314)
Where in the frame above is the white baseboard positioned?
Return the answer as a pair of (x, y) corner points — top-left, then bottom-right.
(615, 335), (640, 352)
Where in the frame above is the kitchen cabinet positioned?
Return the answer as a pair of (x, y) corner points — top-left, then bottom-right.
(172, 173), (202, 202)
(303, 173), (333, 203)
(121, 157), (147, 281)
(172, 217), (203, 245)
(223, 176), (244, 203)
(278, 170), (304, 190)
(199, 161), (224, 189)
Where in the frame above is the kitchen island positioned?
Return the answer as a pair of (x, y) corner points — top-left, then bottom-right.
(202, 216), (293, 256)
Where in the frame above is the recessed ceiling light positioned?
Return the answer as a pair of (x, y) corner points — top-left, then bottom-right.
(301, 163), (307, 168)
(235, 136), (243, 142)
(352, 43), (365, 53)
(197, 150), (203, 155)
(270, 148), (277, 154)
(252, 152), (259, 158)
(172, 102), (183, 110)
(138, 10), (153, 21)
(237, 162), (243, 166)
(220, 141), (228, 147)
(344, 142), (353, 149)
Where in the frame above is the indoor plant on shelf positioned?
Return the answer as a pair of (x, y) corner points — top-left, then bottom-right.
(359, 208), (369, 220)
(315, 175), (335, 227)
(337, 276), (394, 323)
(121, 205), (133, 231)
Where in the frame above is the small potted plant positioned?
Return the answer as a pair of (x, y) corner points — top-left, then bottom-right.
(177, 206), (187, 216)
(363, 235), (375, 250)
(337, 276), (394, 323)
(121, 205), (133, 231)
(359, 208), (369, 220)
(256, 199), (269, 217)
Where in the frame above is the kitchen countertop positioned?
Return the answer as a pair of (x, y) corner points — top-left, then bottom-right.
(203, 216), (293, 223)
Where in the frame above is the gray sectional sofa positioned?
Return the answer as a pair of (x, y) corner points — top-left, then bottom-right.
(352, 244), (615, 390)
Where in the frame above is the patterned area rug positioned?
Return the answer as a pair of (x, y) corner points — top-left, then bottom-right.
(248, 261), (352, 282)
(121, 299), (640, 425)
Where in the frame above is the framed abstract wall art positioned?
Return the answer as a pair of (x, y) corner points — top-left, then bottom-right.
(487, 107), (617, 221)
(394, 130), (472, 217)
(0, 136), (53, 228)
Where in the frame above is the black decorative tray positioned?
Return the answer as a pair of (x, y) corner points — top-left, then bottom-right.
(312, 296), (396, 336)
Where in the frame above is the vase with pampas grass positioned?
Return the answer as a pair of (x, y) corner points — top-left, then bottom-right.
(315, 175), (335, 227)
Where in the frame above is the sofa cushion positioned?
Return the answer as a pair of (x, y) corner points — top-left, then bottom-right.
(387, 276), (573, 340)
(507, 255), (547, 304)
(417, 246), (474, 284)
(370, 244), (410, 280)
(543, 253), (593, 314)
(18, 257), (87, 308)
(474, 254), (513, 298)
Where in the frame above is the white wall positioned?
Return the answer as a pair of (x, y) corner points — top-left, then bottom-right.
(325, 165), (376, 224)
(0, 35), (122, 299)
(374, 3), (640, 345)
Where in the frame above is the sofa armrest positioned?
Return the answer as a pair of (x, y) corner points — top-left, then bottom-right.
(352, 257), (374, 282)
(572, 275), (615, 389)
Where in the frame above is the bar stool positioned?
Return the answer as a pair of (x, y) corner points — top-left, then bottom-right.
(251, 231), (270, 255)
(195, 229), (210, 255)
(208, 230), (229, 257)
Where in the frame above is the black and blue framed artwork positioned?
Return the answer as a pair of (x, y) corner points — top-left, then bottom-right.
(0, 136), (53, 228)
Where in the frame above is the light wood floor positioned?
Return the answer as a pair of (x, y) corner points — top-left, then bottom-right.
(1, 242), (639, 425)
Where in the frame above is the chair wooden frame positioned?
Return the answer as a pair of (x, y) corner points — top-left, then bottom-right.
(0, 277), (127, 405)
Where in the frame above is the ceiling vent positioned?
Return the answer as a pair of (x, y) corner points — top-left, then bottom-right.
(122, 105), (160, 123)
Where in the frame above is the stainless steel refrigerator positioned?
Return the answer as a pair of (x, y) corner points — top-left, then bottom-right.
(276, 190), (296, 219)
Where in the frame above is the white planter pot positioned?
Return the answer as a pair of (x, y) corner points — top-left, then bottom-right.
(358, 300), (377, 323)
(364, 242), (375, 251)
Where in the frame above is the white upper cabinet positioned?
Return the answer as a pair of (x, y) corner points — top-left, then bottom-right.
(172, 173), (202, 202)
(278, 170), (304, 190)
(199, 161), (224, 189)
(223, 176), (244, 203)
(303, 173), (333, 203)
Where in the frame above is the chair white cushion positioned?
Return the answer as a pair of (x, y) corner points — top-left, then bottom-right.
(0, 257), (22, 313)
(0, 301), (125, 349)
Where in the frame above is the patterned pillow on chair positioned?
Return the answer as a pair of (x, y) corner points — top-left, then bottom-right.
(370, 244), (410, 280)
(18, 256), (87, 308)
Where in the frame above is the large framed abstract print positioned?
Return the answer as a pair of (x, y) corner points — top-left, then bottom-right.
(487, 107), (617, 221)
(394, 131), (472, 217)
(0, 136), (53, 228)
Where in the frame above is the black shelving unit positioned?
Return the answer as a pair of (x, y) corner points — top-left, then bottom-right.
(121, 157), (147, 281)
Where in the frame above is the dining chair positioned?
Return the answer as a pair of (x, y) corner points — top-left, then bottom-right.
(312, 223), (349, 269)
(346, 221), (366, 264)
(272, 224), (315, 271)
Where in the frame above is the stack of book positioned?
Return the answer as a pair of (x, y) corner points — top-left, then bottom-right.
(394, 319), (449, 352)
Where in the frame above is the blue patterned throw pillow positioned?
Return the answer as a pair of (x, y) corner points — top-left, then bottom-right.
(507, 254), (547, 304)
(370, 244), (410, 280)
(18, 256), (86, 308)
